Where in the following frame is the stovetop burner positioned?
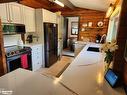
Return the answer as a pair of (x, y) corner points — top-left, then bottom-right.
(5, 45), (31, 58)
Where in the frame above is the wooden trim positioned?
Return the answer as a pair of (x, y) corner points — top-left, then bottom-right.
(0, 19), (7, 76)
(112, 0), (127, 84)
(0, 0), (19, 3)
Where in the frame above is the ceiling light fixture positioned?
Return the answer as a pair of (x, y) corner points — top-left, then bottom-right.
(53, 0), (64, 7)
(106, 4), (115, 18)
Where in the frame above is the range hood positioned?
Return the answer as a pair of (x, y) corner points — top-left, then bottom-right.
(0, 0), (20, 3)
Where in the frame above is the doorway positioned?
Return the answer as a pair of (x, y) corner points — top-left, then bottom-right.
(62, 16), (80, 57)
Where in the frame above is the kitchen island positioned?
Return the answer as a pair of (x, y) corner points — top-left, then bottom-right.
(0, 43), (125, 95)
(60, 43), (125, 95)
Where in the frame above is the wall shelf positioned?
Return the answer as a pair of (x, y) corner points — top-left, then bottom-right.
(83, 26), (103, 29)
(81, 26), (103, 32)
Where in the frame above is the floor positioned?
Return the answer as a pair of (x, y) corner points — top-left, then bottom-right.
(36, 56), (74, 76)
(62, 49), (75, 57)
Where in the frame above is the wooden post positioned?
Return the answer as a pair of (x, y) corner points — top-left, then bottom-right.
(0, 19), (7, 76)
(113, 0), (127, 81)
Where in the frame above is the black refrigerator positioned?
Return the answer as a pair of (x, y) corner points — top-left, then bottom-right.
(44, 23), (58, 67)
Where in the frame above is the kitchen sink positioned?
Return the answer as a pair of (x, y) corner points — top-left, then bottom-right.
(87, 47), (100, 52)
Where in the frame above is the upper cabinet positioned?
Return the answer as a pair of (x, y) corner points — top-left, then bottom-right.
(0, 3), (36, 32)
(42, 9), (57, 23)
(0, 3), (23, 24)
(0, 3), (9, 23)
(8, 3), (23, 24)
(23, 5), (36, 32)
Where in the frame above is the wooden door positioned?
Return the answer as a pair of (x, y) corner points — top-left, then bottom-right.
(63, 18), (68, 49)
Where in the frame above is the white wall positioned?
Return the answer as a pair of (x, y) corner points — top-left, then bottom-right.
(67, 17), (79, 38)
(106, 14), (119, 42)
(57, 15), (64, 58)
(106, 6), (121, 42)
(4, 34), (22, 47)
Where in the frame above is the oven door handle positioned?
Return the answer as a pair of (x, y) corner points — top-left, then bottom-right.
(7, 55), (21, 62)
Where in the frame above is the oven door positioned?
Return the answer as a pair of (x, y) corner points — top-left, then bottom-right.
(6, 52), (32, 72)
(6, 55), (21, 72)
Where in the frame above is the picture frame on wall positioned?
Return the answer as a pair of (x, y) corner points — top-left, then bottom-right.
(71, 22), (79, 35)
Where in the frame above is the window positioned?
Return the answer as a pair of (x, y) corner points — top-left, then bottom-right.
(71, 22), (78, 35)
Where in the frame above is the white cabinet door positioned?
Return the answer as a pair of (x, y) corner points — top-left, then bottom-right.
(42, 9), (57, 23)
(9, 3), (23, 24)
(32, 52), (40, 71)
(37, 46), (43, 68)
(0, 3), (8, 23)
(23, 5), (35, 32)
(31, 45), (43, 71)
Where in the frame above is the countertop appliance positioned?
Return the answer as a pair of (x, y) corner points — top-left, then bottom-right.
(44, 23), (58, 67)
(26, 35), (33, 43)
(2, 23), (26, 35)
(5, 45), (32, 72)
(105, 69), (120, 88)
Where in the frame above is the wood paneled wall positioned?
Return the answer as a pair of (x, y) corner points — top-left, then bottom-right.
(62, 8), (109, 42)
(112, 0), (127, 82)
(0, 19), (7, 76)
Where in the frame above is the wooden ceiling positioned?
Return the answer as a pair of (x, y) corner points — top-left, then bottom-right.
(20, 0), (74, 11)
(1, 0), (107, 13)
(20, 0), (50, 9)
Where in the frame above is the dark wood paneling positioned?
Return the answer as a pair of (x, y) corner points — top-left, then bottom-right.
(0, 19), (7, 76)
(0, 0), (19, 3)
(112, 0), (127, 83)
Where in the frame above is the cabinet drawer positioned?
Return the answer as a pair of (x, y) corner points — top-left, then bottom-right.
(32, 46), (42, 51)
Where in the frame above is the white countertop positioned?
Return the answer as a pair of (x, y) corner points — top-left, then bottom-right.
(75, 41), (88, 45)
(0, 43), (125, 95)
(59, 43), (125, 95)
(0, 69), (75, 95)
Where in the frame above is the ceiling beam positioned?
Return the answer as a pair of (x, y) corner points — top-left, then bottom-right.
(20, 0), (50, 9)
(0, 0), (20, 3)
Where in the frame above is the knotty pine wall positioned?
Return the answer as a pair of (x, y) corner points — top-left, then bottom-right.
(0, 19), (7, 76)
(62, 8), (109, 42)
